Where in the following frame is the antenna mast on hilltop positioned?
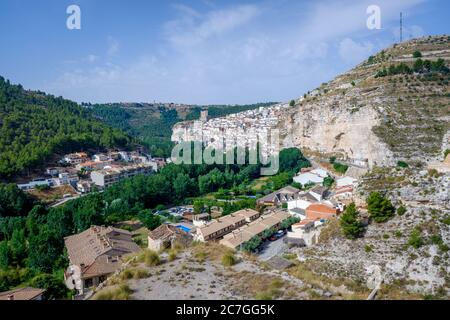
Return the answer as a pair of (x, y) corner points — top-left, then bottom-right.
(400, 12), (403, 43)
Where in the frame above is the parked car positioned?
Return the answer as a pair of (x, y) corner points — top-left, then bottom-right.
(269, 235), (278, 241)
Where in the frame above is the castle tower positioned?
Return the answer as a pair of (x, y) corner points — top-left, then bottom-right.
(200, 109), (209, 122)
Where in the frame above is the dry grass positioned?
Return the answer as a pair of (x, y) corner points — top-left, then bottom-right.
(191, 242), (231, 262)
(377, 282), (423, 300)
(92, 284), (133, 300)
(318, 218), (343, 243)
(120, 268), (150, 280)
(221, 251), (237, 267)
(28, 185), (77, 204)
(168, 249), (178, 262)
(287, 262), (368, 299)
(134, 249), (161, 267)
(227, 271), (292, 300)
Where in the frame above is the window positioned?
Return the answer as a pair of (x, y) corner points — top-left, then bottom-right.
(84, 278), (93, 288)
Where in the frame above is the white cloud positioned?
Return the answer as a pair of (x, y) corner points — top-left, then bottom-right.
(165, 4), (261, 48)
(339, 38), (375, 64)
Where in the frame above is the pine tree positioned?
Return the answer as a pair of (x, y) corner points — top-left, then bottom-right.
(340, 203), (363, 239)
(367, 192), (395, 223)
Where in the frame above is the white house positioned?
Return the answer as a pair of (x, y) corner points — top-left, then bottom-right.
(287, 199), (312, 211)
(293, 172), (323, 185)
(336, 176), (357, 188)
(58, 173), (70, 185)
(310, 168), (329, 178)
(286, 220), (320, 246)
(93, 154), (109, 162)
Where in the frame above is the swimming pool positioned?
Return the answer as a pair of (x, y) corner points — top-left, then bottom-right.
(176, 225), (191, 233)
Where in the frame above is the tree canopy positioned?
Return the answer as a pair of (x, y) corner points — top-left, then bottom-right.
(367, 192), (395, 223)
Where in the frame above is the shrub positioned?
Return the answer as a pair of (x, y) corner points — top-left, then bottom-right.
(444, 149), (450, 158)
(255, 291), (273, 300)
(340, 203), (363, 239)
(367, 192), (395, 223)
(442, 216), (450, 225)
(427, 169), (439, 178)
(168, 249), (177, 262)
(395, 231), (403, 238)
(242, 236), (262, 252)
(29, 273), (69, 300)
(397, 161), (409, 168)
(194, 250), (207, 263)
(93, 284), (132, 300)
(323, 177), (334, 188)
(221, 252), (237, 267)
(333, 162), (348, 174)
(364, 244), (373, 253)
(144, 250), (160, 267)
(408, 228), (423, 249)
(120, 268), (149, 280)
(289, 100), (295, 107)
(413, 50), (422, 58)
(397, 206), (407, 216)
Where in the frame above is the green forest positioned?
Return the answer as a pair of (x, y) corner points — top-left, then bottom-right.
(0, 77), (132, 179)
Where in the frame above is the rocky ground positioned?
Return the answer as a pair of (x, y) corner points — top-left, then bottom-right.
(295, 167), (450, 299)
(92, 241), (374, 300)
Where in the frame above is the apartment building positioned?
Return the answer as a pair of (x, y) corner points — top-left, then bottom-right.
(195, 209), (260, 242)
(90, 164), (154, 188)
(219, 211), (291, 249)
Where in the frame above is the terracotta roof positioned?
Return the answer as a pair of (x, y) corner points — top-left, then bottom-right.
(149, 224), (188, 241)
(335, 186), (353, 195)
(219, 211), (290, 249)
(0, 287), (45, 300)
(293, 219), (315, 227)
(305, 203), (338, 221)
(64, 226), (140, 278)
(197, 209), (259, 238)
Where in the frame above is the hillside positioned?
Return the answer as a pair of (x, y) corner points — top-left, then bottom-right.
(279, 35), (450, 168)
(0, 77), (131, 179)
(90, 102), (276, 157)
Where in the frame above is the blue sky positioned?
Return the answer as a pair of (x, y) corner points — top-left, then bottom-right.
(0, 0), (448, 104)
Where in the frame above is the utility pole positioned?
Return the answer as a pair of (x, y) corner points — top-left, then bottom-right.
(400, 12), (403, 43)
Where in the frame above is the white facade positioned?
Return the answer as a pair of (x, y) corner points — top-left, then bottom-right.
(309, 190), (323, 202)
(336, 176), (357, 188)
(310, 168), (329, 178)
(287, 199), (312, 211)
(293, 172), (323, 185)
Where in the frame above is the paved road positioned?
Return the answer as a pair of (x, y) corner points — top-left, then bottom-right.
(258, 237), (288, 261)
